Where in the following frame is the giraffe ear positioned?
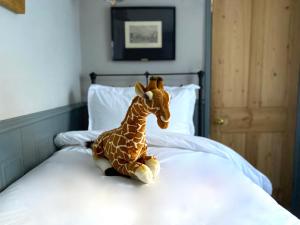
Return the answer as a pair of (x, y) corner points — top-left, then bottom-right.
(135, 82), (153, 100)
(135, 82), (146, 97)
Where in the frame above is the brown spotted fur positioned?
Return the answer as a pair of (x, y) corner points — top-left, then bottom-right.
(91, 77), (170, 177)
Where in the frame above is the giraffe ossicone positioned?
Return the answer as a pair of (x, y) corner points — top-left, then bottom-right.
(90, 76), (171, 183)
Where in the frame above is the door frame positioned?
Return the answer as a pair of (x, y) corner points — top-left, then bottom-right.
(203, 0), (212, 137)
(292, 68), (300, 217)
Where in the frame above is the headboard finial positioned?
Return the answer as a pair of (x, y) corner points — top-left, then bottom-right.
(144, 71), (150, 85)
(90, 72), (97, 84)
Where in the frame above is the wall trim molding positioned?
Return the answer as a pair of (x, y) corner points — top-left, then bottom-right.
(0, 103), (86, 134)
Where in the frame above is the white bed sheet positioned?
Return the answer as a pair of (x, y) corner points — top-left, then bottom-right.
(0, 131), (298, 225)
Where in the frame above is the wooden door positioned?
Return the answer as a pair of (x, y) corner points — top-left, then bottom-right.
(211, 0), (300, 207)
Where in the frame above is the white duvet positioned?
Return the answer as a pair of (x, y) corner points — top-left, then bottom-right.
(0, 131), (299, 225)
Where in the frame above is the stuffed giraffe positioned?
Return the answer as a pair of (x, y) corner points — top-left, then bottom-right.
(90, 77), (170, 183)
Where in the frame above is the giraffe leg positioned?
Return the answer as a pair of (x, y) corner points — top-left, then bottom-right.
(92, 143), (104, 160)
(138, 155), (160, 179)
(105, 167), (126, 177)
(92, 144), (113, 173)
(112, 159), (153, 184)
(94, 157), (112, 173)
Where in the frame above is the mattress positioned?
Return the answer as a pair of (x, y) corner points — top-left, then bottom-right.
(0, 131), (299, 225)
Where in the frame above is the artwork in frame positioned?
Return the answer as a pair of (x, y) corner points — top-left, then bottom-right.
(125, 21), (162, 49)
(111, 7), (176, 61)
(0, 0), (25, 14)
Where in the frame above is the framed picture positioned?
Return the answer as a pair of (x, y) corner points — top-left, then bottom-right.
(111, 7), (176, 61)
(0, 0), (25, 14)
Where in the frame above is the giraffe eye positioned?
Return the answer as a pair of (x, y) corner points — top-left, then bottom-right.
(144, 91), (153, 101)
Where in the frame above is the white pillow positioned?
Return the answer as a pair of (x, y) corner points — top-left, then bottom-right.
(88, 84), (200, 135)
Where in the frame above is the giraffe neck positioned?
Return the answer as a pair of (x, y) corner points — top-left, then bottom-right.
(120, 96), (150, 137)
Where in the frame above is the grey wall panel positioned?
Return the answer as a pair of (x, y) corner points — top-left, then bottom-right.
(0, 130), (24, 189)
(0, 103), (87, 192)
(20, 128), (38, 172)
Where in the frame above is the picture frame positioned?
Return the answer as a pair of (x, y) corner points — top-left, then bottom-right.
(0, 0), (25, 14)
(111, 7), (176, 61)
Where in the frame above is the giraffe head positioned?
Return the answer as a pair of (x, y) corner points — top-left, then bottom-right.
(135, 77), (171, 129)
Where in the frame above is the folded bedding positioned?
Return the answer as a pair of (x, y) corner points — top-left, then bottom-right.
(0, 131), (299, 225)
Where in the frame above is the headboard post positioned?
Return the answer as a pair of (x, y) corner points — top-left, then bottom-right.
(144, 71), (150, 85)
(197, 70), (205, 136)
(90, 72), (97, 84)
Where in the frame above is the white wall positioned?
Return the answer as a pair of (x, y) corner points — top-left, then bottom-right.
(0, 0), (206, 119)
(0, 0), (82, 120)
(80, 0), (205, 99)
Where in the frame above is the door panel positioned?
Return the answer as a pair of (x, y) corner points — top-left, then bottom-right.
(211, 0), (251, 108)
(219, 133), (246, 156)
(260, 1), (291, 107)
(212, 0), (300, 207)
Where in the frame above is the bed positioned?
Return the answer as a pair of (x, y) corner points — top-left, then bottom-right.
(0, 72), (299, 225)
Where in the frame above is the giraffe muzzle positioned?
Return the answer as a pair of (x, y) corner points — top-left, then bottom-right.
(160, 115), (170, 123)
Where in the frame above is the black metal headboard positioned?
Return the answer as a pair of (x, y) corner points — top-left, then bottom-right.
(89, 71), (205, 136)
